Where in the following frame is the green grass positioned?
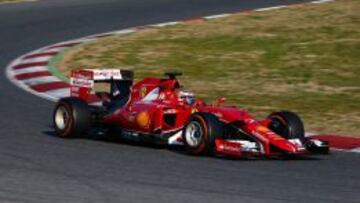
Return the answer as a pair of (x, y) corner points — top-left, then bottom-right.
(58, 0), (360, 137)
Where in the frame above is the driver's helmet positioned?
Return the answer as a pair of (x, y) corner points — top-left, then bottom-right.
(178, 90), (195, 105)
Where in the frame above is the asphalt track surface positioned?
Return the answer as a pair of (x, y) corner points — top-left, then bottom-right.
(0, 0), (359, 202)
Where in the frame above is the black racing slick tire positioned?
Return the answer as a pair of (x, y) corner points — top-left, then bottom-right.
(53, 97), (91, 138)
(182, 113), (223, 156)
(267, 111), (305, 141)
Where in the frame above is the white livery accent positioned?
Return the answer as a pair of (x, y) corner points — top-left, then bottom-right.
(311, 0), (334, 4)
(89, 69), (123, 80)
(226, 140), (260, 152)
(168, 131), (183, 145)
(288, 138), (306, 150)
(255, 5), (287, 12)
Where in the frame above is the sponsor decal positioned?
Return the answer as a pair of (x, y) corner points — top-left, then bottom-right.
(255, 125), (283, 140)
(136, 111), (150, 129)
(215, 139), (242, 156)
(256, 125), (270, 133)
(70, 78), (94, 88)
(140, 87), (147, 97)
(92, 69), (122, 80)
(191, 108), (198, 114)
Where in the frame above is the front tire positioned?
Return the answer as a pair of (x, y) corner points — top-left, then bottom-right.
(267, 111), (305, 141)
(182, 113), (223, 156)
(53, 97), (91, 138)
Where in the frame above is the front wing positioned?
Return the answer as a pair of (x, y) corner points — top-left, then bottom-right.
(214, 137), (329, 157)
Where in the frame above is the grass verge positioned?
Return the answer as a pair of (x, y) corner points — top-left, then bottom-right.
(57, 0), (360, 137)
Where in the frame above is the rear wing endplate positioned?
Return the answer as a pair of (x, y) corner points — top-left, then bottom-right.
(70, 69), (133, 101)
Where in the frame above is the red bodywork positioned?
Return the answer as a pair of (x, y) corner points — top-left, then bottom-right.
(70, 70), (322, 157)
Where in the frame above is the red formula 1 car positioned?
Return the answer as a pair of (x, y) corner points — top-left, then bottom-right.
(53, 69), (329, 157)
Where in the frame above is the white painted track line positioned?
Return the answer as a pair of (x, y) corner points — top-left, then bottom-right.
(204, 14), (231, 20)
(311, 0), (334, 4)
(19, 56), (53, 64)
(11, 66), (49, 75)
(255, 5), (287, 12)
(45, 88), (71, 98)
(21, 76), (62, 86)
(151, 22), (180, 27)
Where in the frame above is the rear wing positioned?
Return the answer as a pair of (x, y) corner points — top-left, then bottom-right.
(70, 69), (133, 101)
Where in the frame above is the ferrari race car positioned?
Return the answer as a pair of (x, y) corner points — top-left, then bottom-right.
(53, 69), (329, 157)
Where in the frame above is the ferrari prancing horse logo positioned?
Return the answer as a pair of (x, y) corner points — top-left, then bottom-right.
(140, 87), (147, 97)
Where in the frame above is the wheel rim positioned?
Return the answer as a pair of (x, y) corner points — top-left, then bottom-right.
(185, 121), (203, 147)
(55, 106), (70, 130)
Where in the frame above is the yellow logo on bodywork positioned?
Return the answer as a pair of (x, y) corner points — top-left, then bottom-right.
(136, 111), (150, 129)
(256, 125), (270, 133)
(140, 87), (147, 97)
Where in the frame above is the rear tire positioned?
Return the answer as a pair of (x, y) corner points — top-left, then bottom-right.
(267, 111), (305, 141)
(53, 97), (91, 138)
(182, 113), (223, 156)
